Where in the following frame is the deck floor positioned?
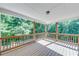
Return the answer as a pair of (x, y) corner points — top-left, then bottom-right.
(2, 38), (78, 56)
(2, 40), (62, 56)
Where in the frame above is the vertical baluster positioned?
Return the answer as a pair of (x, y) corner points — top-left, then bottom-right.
(4, 39), (6, 50)
(66, 35), (69, 56)
(6, 38), (8, 50)
(17, 38), (20, 46)
(21, 36), (23, 45)
(19, 37), (20, 45)
(70, 35), (72, 55)
(74, 36), (75, 44)
(21, 36), (23, 44)
(16, 38), (18, 46)
(65, 35), (67, 47)
(73, 36), (74, 48)
(72, 36), (73, 43)
(68, 35), (70, 47)
(67, 35), (69, 55)
(11, 38), (13, 48)
(8, 38), (10, 49)
(66, 35), (67, 55)
(25, 36), (27, 43)
(3, 39), (5, 51)
(22, 36), (24, 44)
(15, 38), (17, 47)
(13, 38), (15, 48)
(75, 36), (78, 50)
(64, 35), (66, 41)
(24, 36), (26, 44)
(9, 38), (11, 48)
(68, 36), (71, 53)
(70, 36), (72, 55)
(23, 36), (25, 44)
(75, 36), (77, 45)
(19, 37), (21, 45)
(17, 37), (19, 46)
(1, 39), (3, 51)
(72, 36), (74, 53)
(14, 38), (16, 47)
(13, 38), (15, 47)
(13, 38), (16, 47)
(72, 36), (74, 56)
(75, 36), (77, 50)
(9, 38), (11, 49)
(77, 36), (79, 56)
(0, 38), (2, 55)
(71, 35), (72, 43)
(10, 38), (12, 48)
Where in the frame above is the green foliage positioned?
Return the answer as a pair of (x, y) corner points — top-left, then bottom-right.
(48, 19), (79, 34)
(0, 13), (34, 37)
(47, 23), (56, 33)
(62, 19), (79, 34)
(35, 23), (45, 33)
(58, 22), (64, 33)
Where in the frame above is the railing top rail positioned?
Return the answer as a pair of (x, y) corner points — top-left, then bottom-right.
(0, 34), (33, 40)
(59, 33), (79, 36)
(1, 32), (79, 40)
(0, 32), (45, 40)
(48, 32), (79, 36)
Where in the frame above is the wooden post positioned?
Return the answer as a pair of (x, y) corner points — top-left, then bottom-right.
(78, 36), (79, 56)
(33, 22), (36, 41)
(45, 24), (47, 38)
(56, 22), (58, 40)
(0, 38), (2, 55)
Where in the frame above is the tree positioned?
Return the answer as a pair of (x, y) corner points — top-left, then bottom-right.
(0, 13), (34, 37)
(35, 23), (45, 33)
(47, 23), (56, 33)
(58, 22), (64, 33)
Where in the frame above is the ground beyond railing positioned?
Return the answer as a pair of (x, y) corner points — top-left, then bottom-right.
(0, 32), (79, 56)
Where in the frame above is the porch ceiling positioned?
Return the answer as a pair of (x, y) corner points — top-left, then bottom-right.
(0, 3), (79, 24)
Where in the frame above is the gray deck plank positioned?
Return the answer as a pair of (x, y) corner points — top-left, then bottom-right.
(2, 42), (62, 56)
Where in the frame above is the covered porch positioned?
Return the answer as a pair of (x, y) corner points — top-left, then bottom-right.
(0, 3), (79, 56)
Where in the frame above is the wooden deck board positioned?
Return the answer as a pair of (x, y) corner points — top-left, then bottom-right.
(2, 42), (62, 56)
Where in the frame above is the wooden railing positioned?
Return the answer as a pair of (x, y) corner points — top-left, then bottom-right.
(48, 32), (79, 55)
(48, 32), (79, 45)
(0, 32), (45, 55)
(0, 32), (79, 55)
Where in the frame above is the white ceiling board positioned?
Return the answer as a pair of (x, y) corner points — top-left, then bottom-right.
(0, 3), (79, 24)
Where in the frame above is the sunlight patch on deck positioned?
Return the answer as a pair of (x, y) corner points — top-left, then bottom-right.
(37, 40), (51, 45)
(37, 39), (78, 56)
(47, 43), (78, 56)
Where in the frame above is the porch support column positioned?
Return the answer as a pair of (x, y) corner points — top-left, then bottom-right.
(56, 22), (58, 40)
(45, 24), (47, 38)
(33, 21), (36, 41)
